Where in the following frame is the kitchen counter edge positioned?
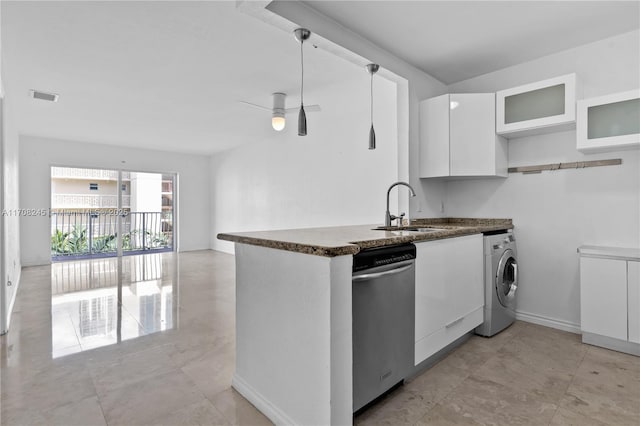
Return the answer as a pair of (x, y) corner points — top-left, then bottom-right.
(217, 218), (513, 258)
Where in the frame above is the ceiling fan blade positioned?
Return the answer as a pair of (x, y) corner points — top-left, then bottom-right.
(285, 104), (321, 114)
(238, 101), (271, 112)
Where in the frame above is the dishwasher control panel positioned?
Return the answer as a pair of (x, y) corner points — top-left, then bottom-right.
(352, 244), (416, 273)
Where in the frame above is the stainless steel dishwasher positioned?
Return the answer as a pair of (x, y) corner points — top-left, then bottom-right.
(352, 243), (416, 413)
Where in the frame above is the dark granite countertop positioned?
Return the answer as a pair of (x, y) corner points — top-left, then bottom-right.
(217, 218), (513, 257)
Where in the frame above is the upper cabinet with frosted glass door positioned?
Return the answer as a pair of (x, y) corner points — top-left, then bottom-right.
(496, 73), (576, 138)
(576, 90), (640, 152)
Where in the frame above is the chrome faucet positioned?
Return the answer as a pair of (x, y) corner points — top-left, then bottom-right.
(385, 181), (417, 227)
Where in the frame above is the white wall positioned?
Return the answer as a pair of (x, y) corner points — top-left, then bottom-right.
(1, 0), (22, 333)
(0, 95), (4, 334)
(1, 71), (22, 333)
(445, 30), (640, 330)
(259, 0), (448, 223)
(1, 0), (5, 333)
(210, 71), (401, 253)
(19, 136), (210, 266)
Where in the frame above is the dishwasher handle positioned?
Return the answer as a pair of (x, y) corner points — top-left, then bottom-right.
(352, 263), (413, 282)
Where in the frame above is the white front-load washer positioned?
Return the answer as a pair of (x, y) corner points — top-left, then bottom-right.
(475, 231), (519, 337)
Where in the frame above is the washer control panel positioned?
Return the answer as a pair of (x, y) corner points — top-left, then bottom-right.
(485, 230), (516, 254)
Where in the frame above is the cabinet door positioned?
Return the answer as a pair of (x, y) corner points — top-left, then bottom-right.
(419, 94), (450, 178)
(450, 93), (496, 176)
(628, 261), (640, 344)
(415, 235), (483, 343)
(576, 90), (640, 153)
(496, 73), (576, 137)
(580, 257), (627, 340)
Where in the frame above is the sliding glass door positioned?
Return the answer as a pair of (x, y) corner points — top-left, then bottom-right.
(50, 167), (175, 261)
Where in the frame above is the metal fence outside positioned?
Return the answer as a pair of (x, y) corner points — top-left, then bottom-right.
(51, 211), (173, 260)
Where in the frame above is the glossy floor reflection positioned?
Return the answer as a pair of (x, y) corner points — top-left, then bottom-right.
(51, 255), (176, 358)
(1, 250), (271, 426)
(2, 250), (639, 425)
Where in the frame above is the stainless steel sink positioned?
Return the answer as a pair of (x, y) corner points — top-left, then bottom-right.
(372, 226), (447, 233)
(405, 227), (447, 232)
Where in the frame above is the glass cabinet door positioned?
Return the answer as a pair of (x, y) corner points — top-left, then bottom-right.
(496, 73), (576, 138)
(577, 90), (640, 152)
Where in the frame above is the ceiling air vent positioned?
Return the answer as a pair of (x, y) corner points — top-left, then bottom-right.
(29, 90), (59, 102)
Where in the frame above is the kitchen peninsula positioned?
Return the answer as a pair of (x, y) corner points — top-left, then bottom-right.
(217, 218), (512, 425)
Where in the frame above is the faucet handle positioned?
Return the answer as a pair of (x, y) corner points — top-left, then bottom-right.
(398, 212), (405, 227)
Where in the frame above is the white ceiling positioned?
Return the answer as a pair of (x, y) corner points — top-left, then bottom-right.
(301, 0), (640, 84)
(2, 1), (359, 154)
(3, 1), (639, 155)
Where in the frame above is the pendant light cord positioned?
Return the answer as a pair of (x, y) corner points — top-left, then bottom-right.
(300, 38), (304, 106)
(370, 72), (374, 125)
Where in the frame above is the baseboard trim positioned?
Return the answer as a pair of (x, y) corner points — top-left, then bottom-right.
(515, 310), (581, 334)
(210, 241), (235, 255)
(232, 373), (296, 426)
(582, 332), (640, 356)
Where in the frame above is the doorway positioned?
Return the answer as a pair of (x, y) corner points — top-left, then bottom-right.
(50, 167), (175, 261)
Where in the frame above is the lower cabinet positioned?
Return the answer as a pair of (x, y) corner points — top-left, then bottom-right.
(628, 261), (640, 344)
(579, 246), (640, 356)
(414, 234), (484, 365)
(580, 257), (628, 341)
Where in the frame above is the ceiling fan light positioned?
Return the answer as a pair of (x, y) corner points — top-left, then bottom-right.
(272, 114), (286, 131)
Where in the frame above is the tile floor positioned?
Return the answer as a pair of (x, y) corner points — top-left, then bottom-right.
(1, 250), (638, 425)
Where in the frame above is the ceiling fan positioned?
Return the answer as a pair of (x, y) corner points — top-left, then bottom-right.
(239, 92), (321, 131)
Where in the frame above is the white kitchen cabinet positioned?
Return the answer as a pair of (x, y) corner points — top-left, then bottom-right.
(576, 90), (640, 153)
(419, 93), (507, 179)
(496, 73), (576, 138)
(578, 246), (640, 356)
(628, 261), (640, 344)
(580, 257), (628, 341)
(414, 234), (484, 365)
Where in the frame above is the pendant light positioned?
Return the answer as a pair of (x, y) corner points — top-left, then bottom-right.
(294, 28), (310, 136)
(366, 63), (380, 150)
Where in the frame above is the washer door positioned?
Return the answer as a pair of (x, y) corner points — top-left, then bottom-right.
(496, 249), (518, 308)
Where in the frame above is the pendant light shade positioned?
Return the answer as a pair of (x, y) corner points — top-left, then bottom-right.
(366, 63), (380, 150)
(294, 28), (311, 136)
(369, 124), (376, 150)
(298, 104), (307, 136)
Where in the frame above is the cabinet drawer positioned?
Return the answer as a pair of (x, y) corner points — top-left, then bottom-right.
(415, 307), (483, 366)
